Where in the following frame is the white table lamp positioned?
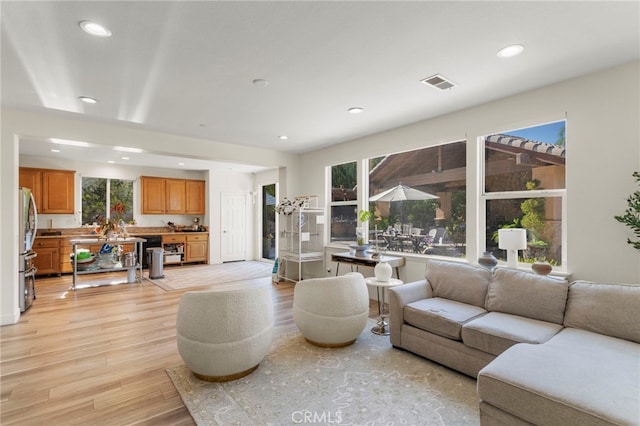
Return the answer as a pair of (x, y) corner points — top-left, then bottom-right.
(498, 228), (527, 269)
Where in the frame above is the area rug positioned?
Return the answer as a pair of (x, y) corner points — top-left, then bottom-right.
(147, 261), (273, 291)
(166, 322), (479, 425)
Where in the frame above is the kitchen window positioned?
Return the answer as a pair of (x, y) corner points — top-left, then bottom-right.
(82, 177), (134, 225)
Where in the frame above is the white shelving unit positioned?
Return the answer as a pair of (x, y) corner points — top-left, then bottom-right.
(277, 198), (324, 283)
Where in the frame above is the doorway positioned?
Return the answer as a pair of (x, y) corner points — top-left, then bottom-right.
(261, 184), (276, 260)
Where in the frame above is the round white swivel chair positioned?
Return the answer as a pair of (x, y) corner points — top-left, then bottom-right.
(176, 286), (274, 382)
(293, 272), (369, 348)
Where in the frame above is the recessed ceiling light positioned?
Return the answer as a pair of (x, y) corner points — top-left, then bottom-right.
(79, 20), (112, 37)
(179, 162), (185, 166)
(107, 160), (115, 164)
(78, 96), (98, 104)
(278, 135), (289, 140)
(50, 149), (60, 153)
(121, 156), (130, 160)
(113, 146), (143, 153)
(348, 107), (364, 114)
(497, 44), (524, 58)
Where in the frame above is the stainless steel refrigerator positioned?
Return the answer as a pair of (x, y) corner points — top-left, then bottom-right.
(18, 187), (37, 312)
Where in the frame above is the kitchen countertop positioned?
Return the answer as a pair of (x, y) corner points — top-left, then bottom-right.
(69, 237), (147, 244)
(36, 227), (209, 239)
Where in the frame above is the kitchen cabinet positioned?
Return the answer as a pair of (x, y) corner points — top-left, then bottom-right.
(185, 234), (208, 263)
(186, 180), (205, 214)
(19, 167), (75, 214)
(162, 234), (186, 264)
(34, 238), (60, 276)
(141, 176), (205, 215)
(19, 168), (42, 207)
(165, 179), (186, 214)
(141, 176), (166, 214)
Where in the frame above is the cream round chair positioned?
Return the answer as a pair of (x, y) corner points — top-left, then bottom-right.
(176, 286), (274, 382)
(293, 272), (369, 347)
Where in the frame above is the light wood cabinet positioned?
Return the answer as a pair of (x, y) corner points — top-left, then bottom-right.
(19, 167), (75, 214)
(141, 176), (166, 214)
(34, 238), (60, 276)
(185, 234), (208, 263)
(165, 179), (186, 214)
(186, 180), (205, 215)
(162, 234), (186, 264)
(19, 168), (42, 207)
(141, 176), (205, 215)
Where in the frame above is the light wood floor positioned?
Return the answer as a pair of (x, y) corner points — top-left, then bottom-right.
(1, 271), (380, 425)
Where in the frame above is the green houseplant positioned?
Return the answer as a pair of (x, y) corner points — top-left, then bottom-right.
(357, 209), (373, 245)
(615, 171), (640, 251)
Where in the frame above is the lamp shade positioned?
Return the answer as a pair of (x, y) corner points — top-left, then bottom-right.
(498, 228), (527, 250)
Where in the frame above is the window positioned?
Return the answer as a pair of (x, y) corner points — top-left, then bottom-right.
(329, 161), (357, 242)
(482, 120), (566, 267)
(367, 141), (467, 257)
(82, 177), (134, 225)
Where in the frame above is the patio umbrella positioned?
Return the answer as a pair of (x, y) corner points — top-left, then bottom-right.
(369, 183), (439, 202)
(369, 184), (438, 229)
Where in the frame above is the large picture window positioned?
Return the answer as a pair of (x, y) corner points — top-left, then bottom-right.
(483, 120), (566, 267)
(367, 141), (467, 258)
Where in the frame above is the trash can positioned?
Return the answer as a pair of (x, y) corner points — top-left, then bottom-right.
(147, 247), (164, 279)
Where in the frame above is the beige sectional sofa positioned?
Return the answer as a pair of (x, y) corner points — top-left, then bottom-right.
(388, 260), (640, 426)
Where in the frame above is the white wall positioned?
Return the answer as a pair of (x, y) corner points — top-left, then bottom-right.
(300, 61), (640, 284)
(1, 108), (299, 325)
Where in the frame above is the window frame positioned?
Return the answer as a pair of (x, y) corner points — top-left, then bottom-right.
(479, 121), (567, 269)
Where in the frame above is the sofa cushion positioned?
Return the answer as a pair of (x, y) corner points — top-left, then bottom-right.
(462, 312), (563, 356)
(485, 268), (568, 324)
(564, 281), (640, 344)
(478, 328), (640, 425)
(425, 260), (492, 307)
(404, 297), (486, 340)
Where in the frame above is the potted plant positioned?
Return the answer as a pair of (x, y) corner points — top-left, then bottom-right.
(615, 171), (640, 251)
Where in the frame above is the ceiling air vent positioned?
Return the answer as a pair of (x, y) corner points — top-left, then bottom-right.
(421, 74), (455, 91)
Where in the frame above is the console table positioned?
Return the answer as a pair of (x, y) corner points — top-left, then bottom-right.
(331, 251), (405, 279)
(69, 237), (146, 290)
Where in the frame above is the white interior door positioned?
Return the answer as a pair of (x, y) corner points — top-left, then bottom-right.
(221, 192), (247, 262)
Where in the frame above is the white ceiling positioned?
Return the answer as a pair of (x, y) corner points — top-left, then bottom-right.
(2, 1), (639, 170)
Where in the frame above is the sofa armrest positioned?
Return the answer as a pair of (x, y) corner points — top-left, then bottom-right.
(388, 279), (432, 346)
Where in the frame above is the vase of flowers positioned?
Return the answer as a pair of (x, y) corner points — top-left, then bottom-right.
(100, 202), (128, 238)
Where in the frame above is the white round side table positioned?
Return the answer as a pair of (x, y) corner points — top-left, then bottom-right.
(365, 277), (404, 335)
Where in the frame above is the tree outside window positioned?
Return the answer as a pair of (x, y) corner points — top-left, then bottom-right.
(82, 177), (134, 225)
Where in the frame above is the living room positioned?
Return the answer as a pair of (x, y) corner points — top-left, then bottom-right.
(1, 1), (639, 424)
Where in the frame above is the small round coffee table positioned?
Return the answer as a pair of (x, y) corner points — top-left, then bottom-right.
(365, 277), (404, 335)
